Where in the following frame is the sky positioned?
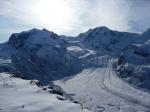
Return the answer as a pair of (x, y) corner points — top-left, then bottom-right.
(0, 0), (150, 42)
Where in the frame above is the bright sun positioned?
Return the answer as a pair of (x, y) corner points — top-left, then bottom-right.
(34, 0), (74, 32)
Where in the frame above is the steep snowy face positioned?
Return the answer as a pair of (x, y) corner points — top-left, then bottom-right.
(8, 29), (67, 63)
(3, 29), (82, 84)
(8, 28), (63, 49)
(79, 26), (140, 55)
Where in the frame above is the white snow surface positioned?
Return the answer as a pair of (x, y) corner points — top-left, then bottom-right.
(55, 58), (150, 112)
(0, 73), (91, 112)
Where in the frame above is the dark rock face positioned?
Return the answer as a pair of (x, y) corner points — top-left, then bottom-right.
(8, 33), (29, 49)
(5, 29), (83, 84)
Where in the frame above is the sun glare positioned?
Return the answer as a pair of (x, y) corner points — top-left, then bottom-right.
(34, 0), (74, 31)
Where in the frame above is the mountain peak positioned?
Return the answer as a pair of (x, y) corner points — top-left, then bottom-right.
(96, 26), (110, 31)
(141, 28), (150, 42)
(87, 26), (111, 33)
(8, 28), (60, 49)
(142, 28), (150, 37)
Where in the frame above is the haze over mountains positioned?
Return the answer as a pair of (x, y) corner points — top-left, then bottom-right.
(0, 26), (150, 112)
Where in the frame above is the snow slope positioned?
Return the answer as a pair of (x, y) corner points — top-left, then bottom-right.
(55, 57), (150, 112)
(0, 73), (91, 112)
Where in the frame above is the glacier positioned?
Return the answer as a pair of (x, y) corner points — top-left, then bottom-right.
(0, 26), (150, 112)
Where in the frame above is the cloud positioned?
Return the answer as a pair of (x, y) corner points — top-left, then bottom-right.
(0, 0), (150, 43)
(0, 0), (82, 36)
(77, 0), (131, 32)
(127, 0), (150, 32)
(73, 0), (150, 33)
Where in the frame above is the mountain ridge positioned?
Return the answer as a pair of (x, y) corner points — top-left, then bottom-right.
(0, 26), (150, 111)
(0, 26), (150, 84)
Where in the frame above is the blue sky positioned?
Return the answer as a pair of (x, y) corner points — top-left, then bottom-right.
(0, 0), (150, 43)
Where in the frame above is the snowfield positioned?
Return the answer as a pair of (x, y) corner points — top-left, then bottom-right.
(55, 59), (150, 112)
(0, 73), (91, 112)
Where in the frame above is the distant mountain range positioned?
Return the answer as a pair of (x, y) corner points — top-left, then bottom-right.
(0, 26), (150, 112)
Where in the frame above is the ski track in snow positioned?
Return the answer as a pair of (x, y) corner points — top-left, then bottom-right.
(55, 58), (150, 112)
(101, 59), (150, 110)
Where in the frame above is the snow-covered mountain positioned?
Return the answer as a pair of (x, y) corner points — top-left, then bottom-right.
(78, 26), (140, 55)
(0, 26), (150, 112)
(0, 28), (82, 84)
